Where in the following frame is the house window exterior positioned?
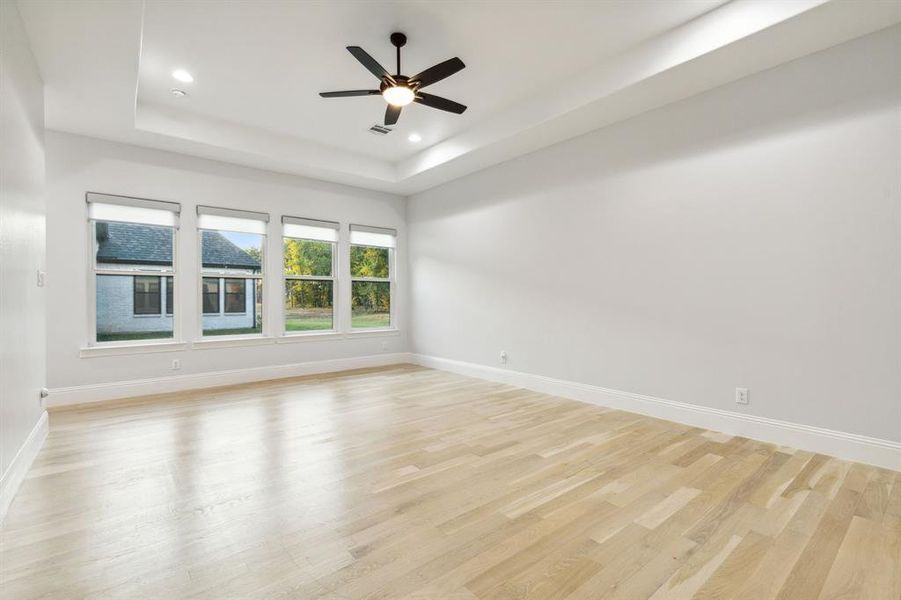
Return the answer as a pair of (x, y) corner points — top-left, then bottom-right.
(202, 278), (219, 314)
(133, 276), (161, 315)
(224, 279), (246, 313)
(165, 276), (174, 316)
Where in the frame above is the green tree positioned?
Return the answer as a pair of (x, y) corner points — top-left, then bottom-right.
(350, 246), (388, 279)
(284, 239), (333, 309)
(244, 246), (262, 271)
(349, 246), (389, 316)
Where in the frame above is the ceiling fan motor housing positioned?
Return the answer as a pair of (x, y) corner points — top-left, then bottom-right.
(390, 32), (407, 48)
(381, 75), (416, 93)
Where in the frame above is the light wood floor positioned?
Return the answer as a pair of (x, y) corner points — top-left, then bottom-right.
(2, 365), (899, 599)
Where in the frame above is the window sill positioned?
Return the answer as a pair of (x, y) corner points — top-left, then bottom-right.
(79, 330), (399, 356)
(277, 331), (343, 343)
(191, 336), (275, 350)
(80, 341), (187, 358)
(346, 328), (401, 338)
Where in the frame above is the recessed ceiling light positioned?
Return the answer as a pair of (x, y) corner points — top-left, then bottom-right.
(172, 69), (194, 83)
(408, 133), (422, 143)
(170, 88), (187, 97)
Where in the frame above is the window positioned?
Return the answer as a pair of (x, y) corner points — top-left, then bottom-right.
(133, 276), (161, 315)
(202, 278), (219, 314)
(282, 217), (338, 333)
(224, 279), (246, 313)
(198, 206), (267, 337)
(165, 276), (174, 316)
(349, 224), (395, 329)
(88, 193), (180, 344)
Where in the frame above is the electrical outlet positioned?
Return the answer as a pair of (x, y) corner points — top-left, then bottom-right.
(735, 387), (749, 405)
(381, 341), (389, 351)
(36, 270), (46, 287)
(500, 351), (508, 365)
(172, 359), (181, 371)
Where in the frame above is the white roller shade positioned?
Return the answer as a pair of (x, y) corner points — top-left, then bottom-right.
(282, 216), (339, 242)
(87, 193), (179, 227)
(350, 224), (396, 248)
(197, 205), (268, 235)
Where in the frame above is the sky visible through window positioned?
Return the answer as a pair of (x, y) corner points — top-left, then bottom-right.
(220, 230), (262, 251)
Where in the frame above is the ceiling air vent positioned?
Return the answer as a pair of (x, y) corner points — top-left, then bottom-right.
(368, 124), (392, 135)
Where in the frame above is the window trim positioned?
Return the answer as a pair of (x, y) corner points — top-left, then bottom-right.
(349, 242), (395, 331)
(282, 234), (337, 336)
(87, 197), (180, 347)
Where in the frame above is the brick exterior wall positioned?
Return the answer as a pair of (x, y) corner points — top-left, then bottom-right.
(201, 277), (256, 331)
(96, 274), (173, 334)
(96, 273), (255, 334)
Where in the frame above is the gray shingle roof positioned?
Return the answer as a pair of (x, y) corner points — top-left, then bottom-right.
(96, 223), (260, 270)
(198, 230), (261, 270)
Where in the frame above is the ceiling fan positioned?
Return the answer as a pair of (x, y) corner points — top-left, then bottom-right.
(319, 32), (467, 127)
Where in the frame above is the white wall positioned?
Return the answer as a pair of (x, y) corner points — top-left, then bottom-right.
(45, 131), (407, 392)
(408, 26), (901, 444)
(1, 0), (47, 513)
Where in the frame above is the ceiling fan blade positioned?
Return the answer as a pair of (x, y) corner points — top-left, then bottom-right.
(319, 90), (380, 98)
(346, 46), (393, 82)
(384, 104), (402, 126)
(415, 92), (467, 114)
(410, 57), (465, 88)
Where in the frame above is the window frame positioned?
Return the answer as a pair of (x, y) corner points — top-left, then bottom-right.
(282, 234), (337, 336)
(349, 242), (395, 331)
(86, 193), (180, 347)
(197, 207), (267, 340)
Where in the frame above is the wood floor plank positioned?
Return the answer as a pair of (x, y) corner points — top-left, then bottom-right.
(776, 486), (862, 600)
(0, 365), (897, 599)
(818, 515), (895, 600)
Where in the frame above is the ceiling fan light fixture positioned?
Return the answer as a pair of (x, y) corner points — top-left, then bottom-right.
(382, 85), (415, 107)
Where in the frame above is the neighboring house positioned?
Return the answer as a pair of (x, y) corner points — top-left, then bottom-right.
(95, 223), (261, 335)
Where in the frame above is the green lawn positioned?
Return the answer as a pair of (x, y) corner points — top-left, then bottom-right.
(97, 331), (173, 342)
(284, 313), (390, 330)
(202, 325), (263, 336)
(98, 314), (388, 341)
(351, 312), (390, 329)
(286, 317), (333, 331)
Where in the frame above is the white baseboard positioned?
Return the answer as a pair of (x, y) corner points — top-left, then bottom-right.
(411, 354), (901, 471)
(1, 410), (49, 522)
(47, 352), (415, 408)
(43, 351), (901, 471)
